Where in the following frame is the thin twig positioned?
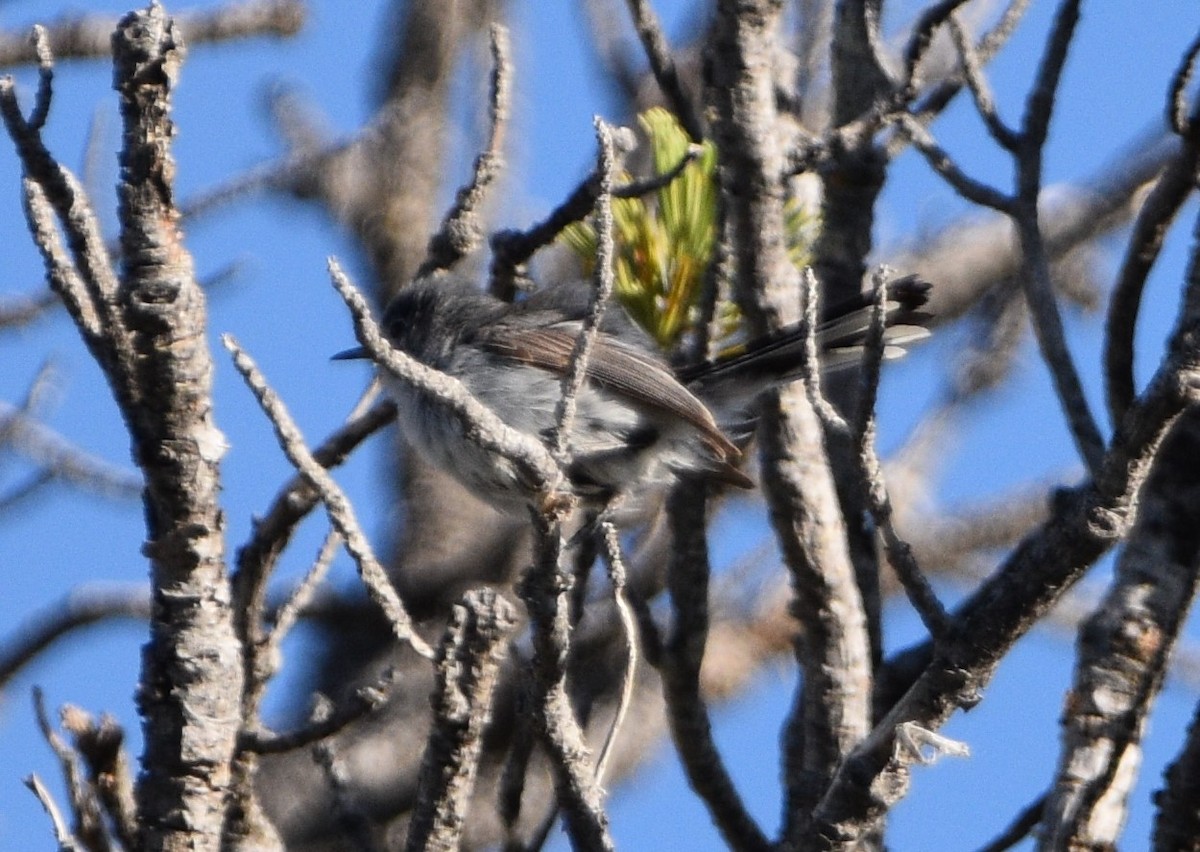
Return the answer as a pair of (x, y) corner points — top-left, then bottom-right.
(1009, 0), (1106, 477)
(895, 115), (1014, 212)
(0, 400), (141, 499)
(511, 122), (625, 852)
(243, 670), (396, 755)
(488, 145), (698, 298)
(268, 529), (340, 651)
(1168, 30), (1200, 137)
(974, 795), (1046, 852)
(1104, 141), (1197, 427)
(549, 118), (622, 460)
(27, 26), (53, 132)
(1011, 0), (1106, 477)
(0, 585), (149, 691)
(232, 398), (397, 631)
(0, 287), (57, 329)
(807, 255), (1200, 846)
(0, 470), (54, 512)
(25, 774), (82, 852)
(855, 271), (950, 640)
(799, 267), (850, 436)
(62, 709), (137, 852)
(901, 0), (975, 90)
(622, 0), (704, 141)
(593, 520), (638, 785)
(521, 506), (614, 851)
(1107, 42), (1200, 426)
(33, 689), (107, 850)
(417, 24), (512, 279)
(948, 13), (1019, 151)
(904, 0), (1033, 132)
(223, 333), (434, 660)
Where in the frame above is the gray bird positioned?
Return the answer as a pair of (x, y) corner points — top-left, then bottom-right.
(335, 275), (930, 511)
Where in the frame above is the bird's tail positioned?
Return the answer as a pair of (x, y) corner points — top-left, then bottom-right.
(682, 273), (932, 426)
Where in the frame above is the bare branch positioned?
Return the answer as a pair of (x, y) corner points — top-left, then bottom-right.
(33, 690), (109, 851)
(622, 0), (704, 141)
(0, 470), (55, 513)
(0, 287), (57, 329)
(895, 114), (1013, 211)
(1019, 0), (1082, 181)
(549, 118), (624, 460)
(1013, 210), (1106, 473)
(710, 3), (871, 838)
(0, 0), (305, 67)
(0, 586), (149, 691)
(806, 253), (1200, 848)
(1107, 46), (1200, 426)
(3, 105), (133, 388)
(594, 521), (638, 785)
(520, 506), (614, 852)
(662, 484), (772, 852)
(222, 333), (435, 660)
(488, 144), (699, 300)
(231, 399), (397, 637)
(948, 13), (1019, 151)
(243, 670), (397, 755)
(1039, 467), (1199, 845)
(855, 271), (949, 640)
(25, 773), (82, 852)
(1156, 687), (1200, 846)
(1168, 29), (1200, 137)
(406, 590), (516, 852)
(61, 707), (138, 852)
(0, 401), (141, 499)
(1002, 1), (1106, 477)
(27, 26), (53, 132)
(901, 0), (974, 90)
(975, 795), (1045, 852)
(1105, 139), (1197, 427)
(268, 529), (341, 654)
(1041, 229), (1200, 847)
(799, 267), (851, 435)
(417, 24), (513, 279)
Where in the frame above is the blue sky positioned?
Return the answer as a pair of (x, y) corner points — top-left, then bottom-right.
(1, 1), (1198, 849)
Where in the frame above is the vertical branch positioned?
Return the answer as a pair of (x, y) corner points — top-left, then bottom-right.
(708, 0), (871, 842)
(812, 0), (891, 303)
(515, 118), (624, 852)
(1012, 0), (1105, 473)
(8, 6), (276, 846)
(549, 118), (622, 459)
(417, 24), (512, 279)
(662, 483), (772, 852)
(406, 590), (516, 852)
(520, 508), (614, 852)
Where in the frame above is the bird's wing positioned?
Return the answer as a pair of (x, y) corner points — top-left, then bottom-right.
(478, 321), (742, 463)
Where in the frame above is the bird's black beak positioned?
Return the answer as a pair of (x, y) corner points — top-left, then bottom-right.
(331, 346), (370, 361)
